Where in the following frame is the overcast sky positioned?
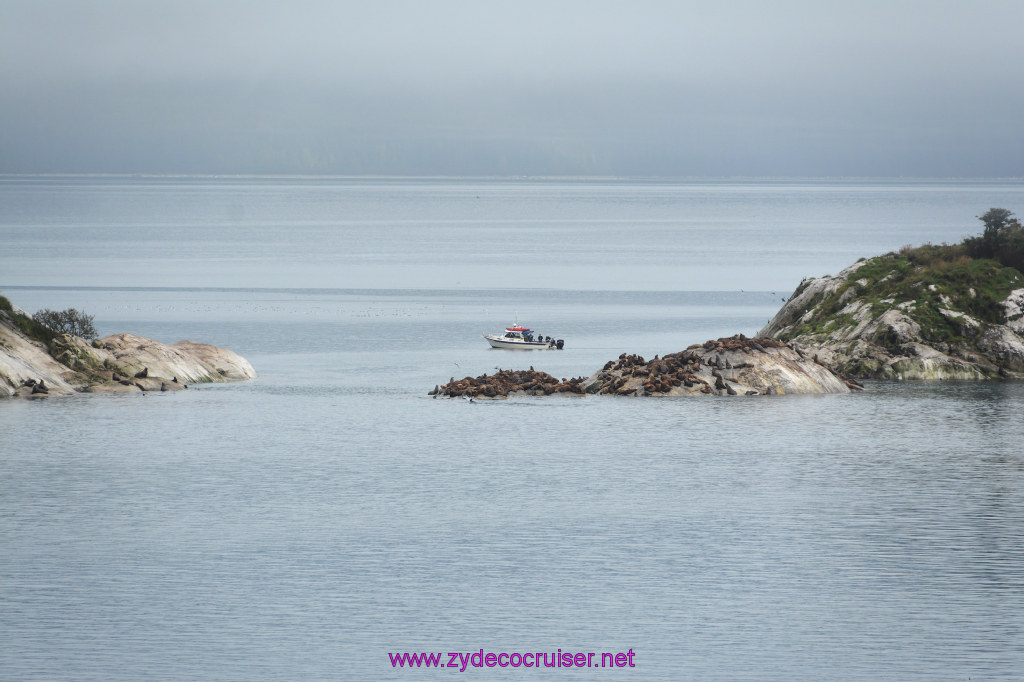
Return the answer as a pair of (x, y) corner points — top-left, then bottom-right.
(2, 0), (1022, 176)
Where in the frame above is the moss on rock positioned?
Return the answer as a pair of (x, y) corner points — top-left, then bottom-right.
(762, 241), (1024, 380)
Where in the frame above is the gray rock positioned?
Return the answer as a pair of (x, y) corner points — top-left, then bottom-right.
(1, 301), (256, 400)
(760, 262), (1024, 380)
(581, 335), (850, 397)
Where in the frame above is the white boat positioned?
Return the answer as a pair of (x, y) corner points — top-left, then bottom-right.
(484, 322), (564, 350)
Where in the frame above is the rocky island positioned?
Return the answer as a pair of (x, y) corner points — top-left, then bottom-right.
(431, 334), (855, 399)
(1, 296), (256, 398)
(759, 209), (1024, 380)
(434, 209), (1024, 397)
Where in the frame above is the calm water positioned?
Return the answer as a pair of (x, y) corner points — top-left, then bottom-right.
(2, 177), (1023, 680)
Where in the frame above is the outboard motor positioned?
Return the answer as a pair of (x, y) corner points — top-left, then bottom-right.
(556, 339), (564, 349)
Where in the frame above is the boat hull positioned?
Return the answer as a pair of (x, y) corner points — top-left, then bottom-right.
(484, 335), (554, 350)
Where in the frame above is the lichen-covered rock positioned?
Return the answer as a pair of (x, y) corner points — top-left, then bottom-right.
(1002, 287), (1024, 334)
(50, 334), (107, 373)
(761, 255), (1024, 380)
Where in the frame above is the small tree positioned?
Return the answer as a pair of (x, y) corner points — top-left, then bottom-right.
(32, 308), (98, 338)
(966, 208), (1023, 269)
(979, 208), (1016, 253)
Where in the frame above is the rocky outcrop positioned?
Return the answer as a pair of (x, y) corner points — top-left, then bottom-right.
(760, 256), (1024, 380)
(430, 368), (589, 399)
(76, 334), (256, 385)
(1, 305), (256, 399)
(431, 335), (852, 399)
(0, 315), (80, 397)
(580, 335), (853, 396)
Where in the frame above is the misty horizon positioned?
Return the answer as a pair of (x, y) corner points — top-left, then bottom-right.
(3, 0), (1023, 177)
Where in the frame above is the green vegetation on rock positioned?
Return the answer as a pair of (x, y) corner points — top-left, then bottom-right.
(787, 250), (1021, 349)
(966, 207), (1024, 271)
(0, 294), (58, 345)
(764, 209), (1024, 380)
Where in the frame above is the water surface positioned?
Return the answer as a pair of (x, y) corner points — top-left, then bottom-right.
(2, 178), (1023, 680)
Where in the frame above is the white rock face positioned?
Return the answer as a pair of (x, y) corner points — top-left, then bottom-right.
(94, 334), (256, 384)
(760, 262), (866, 339)
(1004, 288), (1024, 333)
(976, 325), (1024, 373)
(1, 310), (256, 399)
(0, 316), (78, 397)
(862, 309), (922, 344)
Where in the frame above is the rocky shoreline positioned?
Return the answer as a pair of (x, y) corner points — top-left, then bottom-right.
(431, 334), (855, 399)
(1, 303), (256, 399)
